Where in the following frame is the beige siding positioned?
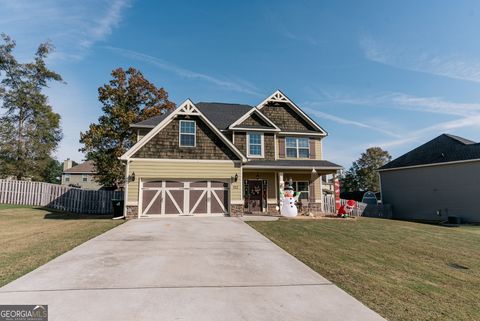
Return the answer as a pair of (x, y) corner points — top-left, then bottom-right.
(315, 138), (323, 160)
(127, 160), (242, 203)
(61, 173), (102, 190)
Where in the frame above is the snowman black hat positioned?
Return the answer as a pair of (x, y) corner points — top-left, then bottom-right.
(284, 186), (294, 191)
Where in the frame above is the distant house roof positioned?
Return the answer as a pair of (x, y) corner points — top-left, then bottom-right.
(379, 134), (480, 171)
(63, 160), (96, 174)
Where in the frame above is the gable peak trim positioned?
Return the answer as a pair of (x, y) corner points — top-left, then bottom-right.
(228, 107), (280, 131)
(257, 90), (328, 136)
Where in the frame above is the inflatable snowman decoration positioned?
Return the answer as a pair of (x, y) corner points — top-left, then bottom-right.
(280, 186), (299, 217)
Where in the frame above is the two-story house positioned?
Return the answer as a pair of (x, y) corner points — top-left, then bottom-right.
(62, 159), (102, 190)
(120, 90), (342, 218)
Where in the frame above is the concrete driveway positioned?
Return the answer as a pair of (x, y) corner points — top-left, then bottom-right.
(0, 217), (384, 321)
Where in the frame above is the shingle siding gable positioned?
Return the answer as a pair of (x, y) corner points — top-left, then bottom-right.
(261, 102), (316, 132)
(133, 115), (240, 160)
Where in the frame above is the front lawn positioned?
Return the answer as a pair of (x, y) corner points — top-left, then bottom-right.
(248, 218), (480, 321)
(0, 206), (123, 287)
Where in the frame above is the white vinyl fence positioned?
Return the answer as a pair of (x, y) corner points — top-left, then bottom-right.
(0, 179), (123, 214)
(323, 195), (366, 216)
(323, 194), (392, 218)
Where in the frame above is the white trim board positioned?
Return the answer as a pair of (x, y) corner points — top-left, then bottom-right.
(228, 107), (280, 131)
(256, 90), (328, 136)
(377, 158), (480, 172)
(120, 99), (247, 162)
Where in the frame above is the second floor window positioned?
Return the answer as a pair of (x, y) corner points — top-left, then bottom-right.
(286, 137), (309, 158)
(179, 120), (196, 147)
(247, 132), (263, 157)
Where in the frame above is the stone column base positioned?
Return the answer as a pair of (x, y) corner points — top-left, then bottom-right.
(126, 205), (138, 219)
(230, 204), (244, 217)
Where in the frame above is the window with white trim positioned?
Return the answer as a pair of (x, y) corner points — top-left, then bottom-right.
(64, 174), (70, 182)
(179, 120), (196, 147)
(285, 181), (310, 200)
(82, 174), (88, 182)
(247, 132), (264, 157)
(286, 137), (309, 158)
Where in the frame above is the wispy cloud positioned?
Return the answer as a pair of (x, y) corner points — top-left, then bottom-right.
(308, 89), (480, 117)
(303, 107), (401, 138)
(372, 115), (480, 149)
(0, 0), (130, 60)
(105, 46), (263, 97)
(359, 33), (480, 83)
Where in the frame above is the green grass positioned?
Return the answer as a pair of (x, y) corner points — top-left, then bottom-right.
(0, 206), (123, 287)
(248, 218), (480, 321)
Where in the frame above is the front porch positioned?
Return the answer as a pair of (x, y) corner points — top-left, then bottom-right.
(233, 160), (341, 216)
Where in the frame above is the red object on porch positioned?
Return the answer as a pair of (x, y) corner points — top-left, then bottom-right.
(334, 178), (341, 210)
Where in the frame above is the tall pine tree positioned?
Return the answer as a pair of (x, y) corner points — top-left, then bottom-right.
(0, 34), (63, 180)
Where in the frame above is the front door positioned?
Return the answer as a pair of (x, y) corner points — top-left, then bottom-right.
(247, 180), (264, 212)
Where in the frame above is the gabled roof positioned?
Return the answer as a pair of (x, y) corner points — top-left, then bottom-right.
(131, 111), (174, 128)
(63, 160), (96, 174)
(228, 107), (280, 132)
(379, 134), (480, 171)
(120, 100), (247, 161)
(196, 102), (253, 130)
(256, 90), (328, 136)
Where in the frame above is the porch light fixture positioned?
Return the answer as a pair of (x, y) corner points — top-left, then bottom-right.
(234, 173), (238, 182)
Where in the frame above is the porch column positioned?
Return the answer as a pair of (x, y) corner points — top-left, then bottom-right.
(278, 172), (284, 210)
(319, 174), (324, 212)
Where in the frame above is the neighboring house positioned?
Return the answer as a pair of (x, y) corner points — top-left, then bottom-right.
(378, 134), (480, 223)
(62, 159), (102, 190)
(120, 90), (342, 218)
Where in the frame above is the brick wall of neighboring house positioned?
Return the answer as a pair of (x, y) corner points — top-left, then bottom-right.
(261, 102), (316, 132)
(237, 113), (271, 128)
(233, 132), (275, 160)
(133, 115), (240, 160)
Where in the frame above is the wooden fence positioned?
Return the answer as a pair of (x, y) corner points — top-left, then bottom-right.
(0, 179), (123, 214)
(323, 195), (392, 218)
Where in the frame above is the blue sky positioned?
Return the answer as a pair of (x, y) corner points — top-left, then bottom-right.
(2, 0), (480, 167)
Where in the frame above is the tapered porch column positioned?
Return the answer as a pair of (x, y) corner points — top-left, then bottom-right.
(278, 172), (284, 210)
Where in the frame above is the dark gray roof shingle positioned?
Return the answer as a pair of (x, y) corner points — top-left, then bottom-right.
(130, 102), (253, 130)
(379, 134), (480, 170)
(196, 102), (253, 130)
(131, 111), (174, 128)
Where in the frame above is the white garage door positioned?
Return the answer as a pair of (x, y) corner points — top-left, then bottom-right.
(141, 180), (229, 215)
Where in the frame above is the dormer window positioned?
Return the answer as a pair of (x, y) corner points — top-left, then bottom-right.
(179, 120), (196, 147)
(247, 132), (264, 158)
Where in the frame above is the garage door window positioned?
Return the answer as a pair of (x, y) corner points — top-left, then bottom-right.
(179, 120), (196, 147)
